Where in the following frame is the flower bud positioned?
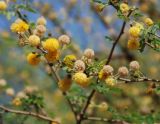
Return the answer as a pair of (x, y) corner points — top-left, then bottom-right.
(129, 61), (140, 71)
(35, 25), (46, 36)
(84, 48), (95, 59)
(28, 35), (40, 47)
(102, 65), (114, 75)
(6, 88), (15, 96)
(118, 66), (129, 77)
(37, 16), (46, 25)
(16, 91), (26, 98)
(58, 35), (70, 45)
(74, 60), (85, 72)
(0, 79), (7, 87)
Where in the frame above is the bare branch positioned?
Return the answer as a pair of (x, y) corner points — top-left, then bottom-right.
(0, 105), (59, 124)
(118, 77), (160, 83)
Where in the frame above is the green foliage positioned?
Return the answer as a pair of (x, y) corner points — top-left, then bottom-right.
(12, 4), (37, 13)
(21, 94), (44, 112)
(91, 82), (122, 95)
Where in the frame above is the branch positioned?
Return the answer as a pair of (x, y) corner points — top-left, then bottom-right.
(118, 77), (160, 83)
(77, 7), (134, 124)
(0, 105), (59, 124)
(106, 10), (133, 65)
(83, 116), (128, 124)
(38, 48), (78, 118)
(91, 2), (135, 62)
(16, 10), (78, 123)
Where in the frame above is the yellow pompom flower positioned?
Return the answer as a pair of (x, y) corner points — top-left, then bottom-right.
(44, 51), (59, 62)
(120, 3), (129, 13)
(105, 77), (116, 86)
(95, 3), (105, 12)
(42, 38), (59, 52)
(127, 39), (140, 50)
(73, 72), (90, 87)
(28, 35), (40, 47)
(98, 70), (108, 80)
(0, 1), (7, 11)
(63, 54), (76, 68)
(58, 77), (72, 92)
(129, 26), (141, 37)
(10, 19), (29, 33)
(12, 98), (22, 106)
(144, 18), (154, 26)
(98, 65), (113, 80)
(27, 52), (41, 66)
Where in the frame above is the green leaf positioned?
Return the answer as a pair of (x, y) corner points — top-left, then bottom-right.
(105, 36), (113, 42)
(16, 4), (37, 13)
(145, 115), (154, 124)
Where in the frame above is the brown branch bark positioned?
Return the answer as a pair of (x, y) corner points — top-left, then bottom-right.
(106, 10), (133, 65)
(118, 77), (160, 83)
(0, 105), (59, 124)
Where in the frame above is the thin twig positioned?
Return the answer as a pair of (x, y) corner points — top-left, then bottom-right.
(0, 105), (59, 124)
(106, 10), (133, 65)
(83, 116), (128, 124)
(118, 77), (160, 83)
(77, 9), (133, 124)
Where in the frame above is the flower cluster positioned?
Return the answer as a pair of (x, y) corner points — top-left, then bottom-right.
(128, 17), (154, 50)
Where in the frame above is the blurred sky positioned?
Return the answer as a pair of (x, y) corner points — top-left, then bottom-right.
(0, 0), (160, 51)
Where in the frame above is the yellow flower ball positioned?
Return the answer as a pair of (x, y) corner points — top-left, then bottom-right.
(99, 102), (109, 112)
(0, 1), (7, 11)
(10, 19), (29, 33)
(73, 72), (90, 87)
(58, 77), (72, 92)
(98, 65), (113, 80)
(105, 77), (116, 86)
(144, 18), (154, 26)
(12, 98), (22, 106)
(127, 39), (140, 50)
(129, 26), (141, 37)
(28, 35), (40, 47)
(63, 54), (76, 68)
(44, 51), (59, 62)
(42, 38), (59, 52)
(120, 3), (129, 13)
(95, 3), (105, 12)
(27, 52), (41, 66)
(98, 70), (108, 80)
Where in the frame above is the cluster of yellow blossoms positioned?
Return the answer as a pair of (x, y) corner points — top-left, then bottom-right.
(128, 17), (154, 50)
(0, 1), (7, 11)
(119, 2), (154, 51)
(9, 7), (144, 93)
(59, 49), (95, 90)
(11, 19), (29, 33)
(120, 3), (130, 15)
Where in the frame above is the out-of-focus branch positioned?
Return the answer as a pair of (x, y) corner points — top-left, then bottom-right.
(106, 10), (133, 65)
(83, 116), (129, 124)
(0, 105), (59, 124)
(91, 4), (135, 61)
(77, 6), (134, 124)
(118, 77), (160, 83)
(38, 48), (78, 120)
